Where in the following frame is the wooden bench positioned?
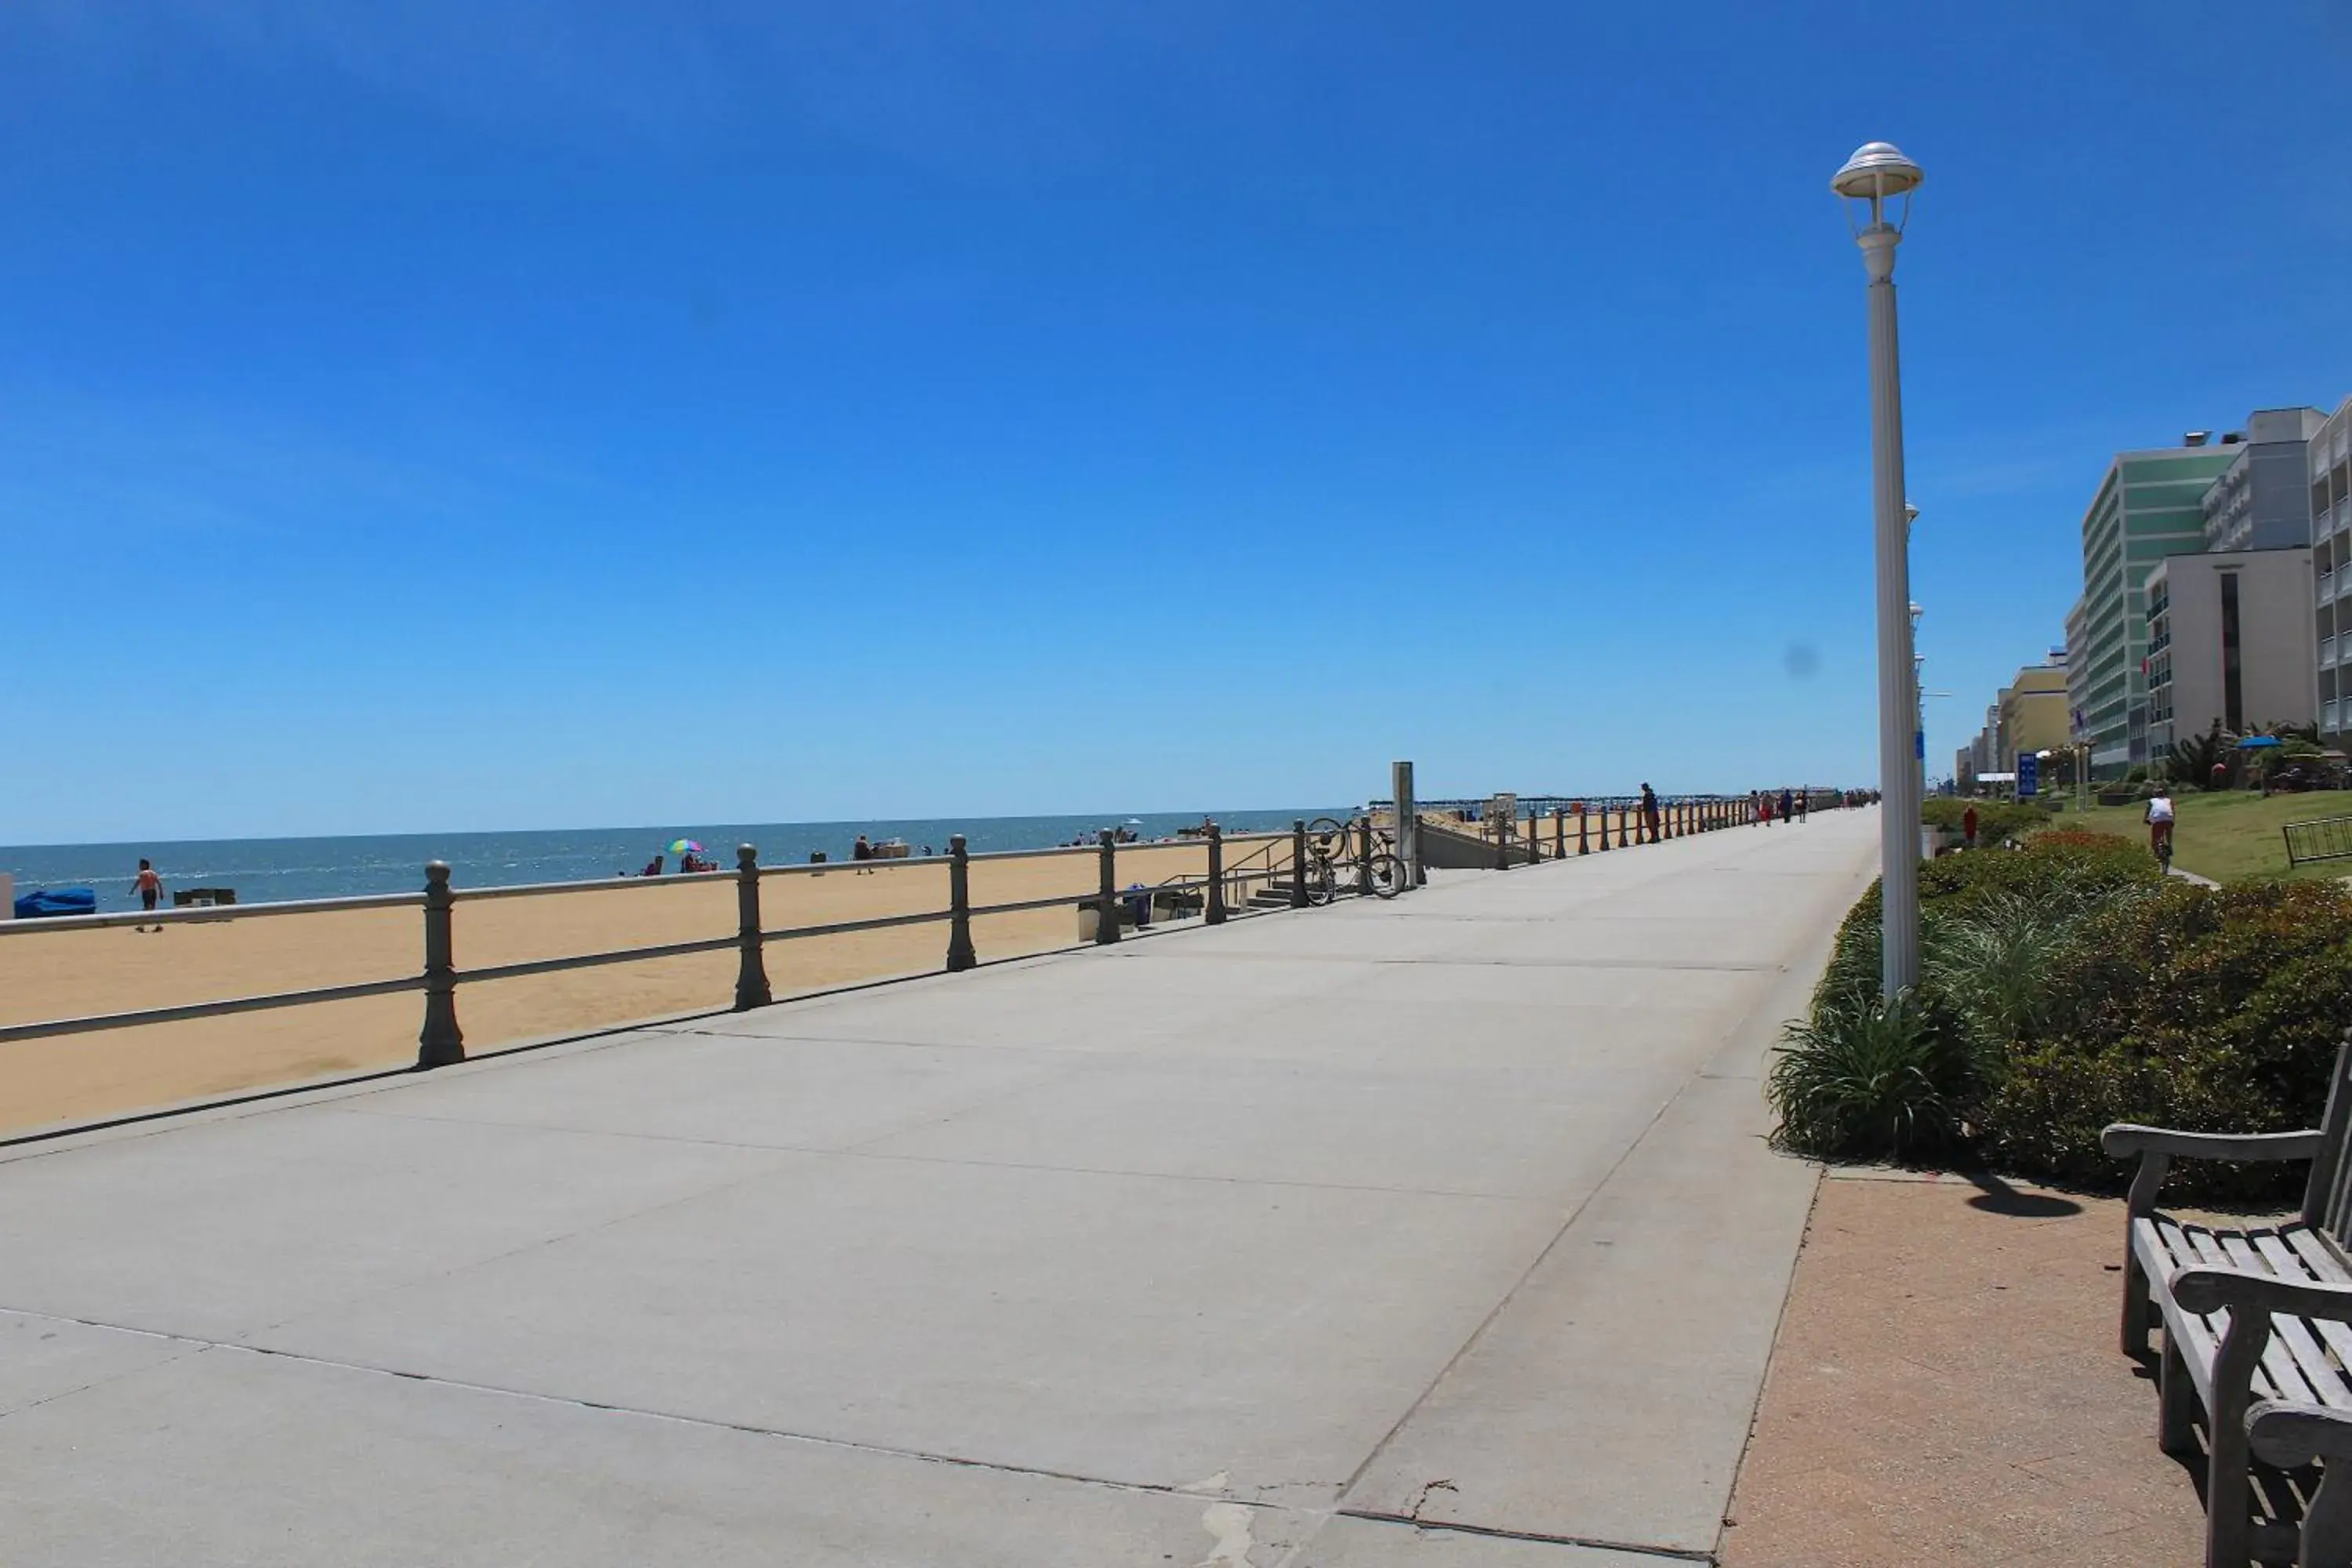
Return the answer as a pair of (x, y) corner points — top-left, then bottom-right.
(2106, 1041), (2352, 1568)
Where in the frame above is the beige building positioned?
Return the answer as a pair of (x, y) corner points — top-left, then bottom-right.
(1995, 660), (2071, 774)
(2145, 547), (2318, 756)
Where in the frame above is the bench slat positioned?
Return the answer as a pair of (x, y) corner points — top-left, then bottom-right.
(2246, 1231), (2352, 1410)
(2212, 1230), (2321, 1406)
(2180, 1225), (2298, 1405)
(2271, 1229), (2352, 1379)
(2286, 1224), (2352, 1283)
(2226, 1232), (2352, 1410)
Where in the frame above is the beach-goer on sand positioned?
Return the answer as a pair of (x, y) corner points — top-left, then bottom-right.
(642, 855), (664, 877)
(132, 858), (163, 932)
(853, 834), (874, 873)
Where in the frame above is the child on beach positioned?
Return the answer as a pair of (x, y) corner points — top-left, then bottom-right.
(132, 858), (163, 932)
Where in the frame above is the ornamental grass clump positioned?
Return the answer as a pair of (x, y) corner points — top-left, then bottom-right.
(1767, 989), (1962, 1161)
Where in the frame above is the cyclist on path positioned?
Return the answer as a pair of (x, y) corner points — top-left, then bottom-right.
(2146, 789), (2176, 867)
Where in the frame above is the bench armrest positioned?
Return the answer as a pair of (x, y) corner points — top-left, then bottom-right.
(2100, 1126), (2324, 1161)
(2248, 1400), (2352, 1468)
(2172, 1265), (2352, 1320)
(2102, 1126), (2324, 1219)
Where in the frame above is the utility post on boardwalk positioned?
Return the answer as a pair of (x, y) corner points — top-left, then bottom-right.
(1393, 760), (1423, 887)
(1834, 139), (1925, 996)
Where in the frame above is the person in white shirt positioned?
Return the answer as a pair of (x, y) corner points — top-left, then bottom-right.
(2145, 790), (2176, 862)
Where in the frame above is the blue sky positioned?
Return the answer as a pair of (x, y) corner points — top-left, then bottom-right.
(6, 1), (2352, 842)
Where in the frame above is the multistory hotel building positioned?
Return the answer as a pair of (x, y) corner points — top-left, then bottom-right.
(2072, 440), (2239, 774)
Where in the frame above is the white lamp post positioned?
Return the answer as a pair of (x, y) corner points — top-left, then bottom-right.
(1834, 140), (1925, 996)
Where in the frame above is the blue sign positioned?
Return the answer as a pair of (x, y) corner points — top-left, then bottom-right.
(1915, 730), (1925, 760)
(2017, 753), (2039, 798)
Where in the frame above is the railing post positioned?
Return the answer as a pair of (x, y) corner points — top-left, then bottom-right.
(1617, 802), (1631, 849)
(416, 862), (464, 1069)
(1097, 829), (1122, 944)
(946, 834), (978, 971)
(1291, 819), (1311, 907)
(1356, 815), (1374, 893)
(1206, 823), (1227, 924)
(1553, 808), (1566, 858)
(1597, 803), (1611, 851)
(1578, 806), (1589, 855)
(1527, 811), (1542, 866)
(734, 844), (773, 1009)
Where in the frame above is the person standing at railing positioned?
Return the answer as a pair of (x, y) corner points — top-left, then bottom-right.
(1639, 782), (1661, 844)
(131, 858), (164, 933)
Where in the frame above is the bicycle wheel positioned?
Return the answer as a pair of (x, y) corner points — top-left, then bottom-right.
(1304, 854), (1338, 906)
(1307, 816), (1349, 859)
(1367, 851), (1407, 899)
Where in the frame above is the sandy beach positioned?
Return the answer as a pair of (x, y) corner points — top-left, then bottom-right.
(0, 835), (1292, 1137)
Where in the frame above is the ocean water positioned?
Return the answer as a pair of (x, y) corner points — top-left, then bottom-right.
(2, 808), (1350, 915)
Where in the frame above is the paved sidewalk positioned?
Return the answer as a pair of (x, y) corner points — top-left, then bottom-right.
(0, 810), (1877, 1565)
(1721, 1172), (2208, 1567)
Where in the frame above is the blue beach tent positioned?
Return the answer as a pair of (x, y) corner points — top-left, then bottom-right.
(14, 887), (96, 920)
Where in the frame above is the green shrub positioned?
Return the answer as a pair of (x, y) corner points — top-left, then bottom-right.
(1768, 991), (1967, 1160)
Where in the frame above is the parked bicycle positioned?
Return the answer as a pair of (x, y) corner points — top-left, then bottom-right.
(1302, 817), (1407, 904)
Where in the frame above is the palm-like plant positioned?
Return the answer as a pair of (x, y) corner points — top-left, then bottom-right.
(2168, 720), (2228, 790)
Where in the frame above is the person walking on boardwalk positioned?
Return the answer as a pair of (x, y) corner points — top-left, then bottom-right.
(1756, 790), (1772, 826)
(131, 858), (164, 932)
(1778, 786), (1795, 825)
(1639, 782), (1661, 844)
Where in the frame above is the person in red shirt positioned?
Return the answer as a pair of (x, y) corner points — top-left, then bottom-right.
(1962, 804), (1978, 849)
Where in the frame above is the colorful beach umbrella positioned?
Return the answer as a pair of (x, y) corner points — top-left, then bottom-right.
(666, 838), (704, 855)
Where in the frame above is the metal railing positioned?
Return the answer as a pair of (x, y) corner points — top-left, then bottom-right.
(0, 829), (1301, 1064)
(1370, 788), (1832, 869)
(2285, 815), (2352, 869)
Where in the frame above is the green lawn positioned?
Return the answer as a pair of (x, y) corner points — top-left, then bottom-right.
(2059, 789), (2352, 884)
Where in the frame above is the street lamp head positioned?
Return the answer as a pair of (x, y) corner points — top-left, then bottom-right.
(1832, 140), (1923, 233)
(1905, 502), (1920, 526)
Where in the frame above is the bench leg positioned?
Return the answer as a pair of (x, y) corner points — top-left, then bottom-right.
(2125, 1247), (2153, 1356)
(2161, 1333), (2199, 1456)
(2207, 1313), (2274, 1568)
(2305, 1461), (2352, 1568)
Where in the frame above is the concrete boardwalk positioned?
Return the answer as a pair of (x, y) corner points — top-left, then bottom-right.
(0, 809), (1878, 1566)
